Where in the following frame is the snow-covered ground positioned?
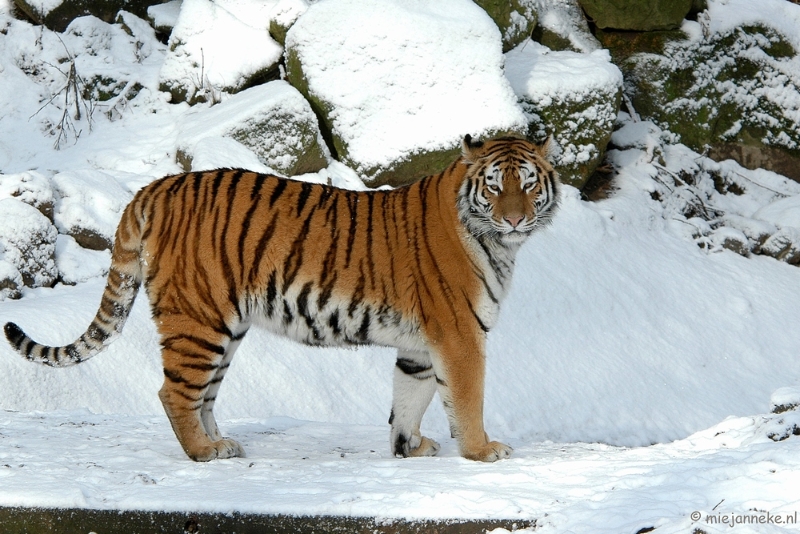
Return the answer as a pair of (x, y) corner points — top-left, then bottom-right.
(1, 0), (800, 531)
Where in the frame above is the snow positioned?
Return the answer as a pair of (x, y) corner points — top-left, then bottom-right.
(285, 0), (527, 180)
(0, 0), (800, 530)
(159, 0), (283, 101)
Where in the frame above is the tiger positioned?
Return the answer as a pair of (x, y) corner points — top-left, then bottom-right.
(4, 134), (559, 463)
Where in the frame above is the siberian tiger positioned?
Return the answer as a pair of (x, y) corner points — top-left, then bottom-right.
(4, 135), (559, 462)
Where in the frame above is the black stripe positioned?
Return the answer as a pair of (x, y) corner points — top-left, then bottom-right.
(265, 271), (277, 318)
(297, 182), (313, 216)
(282, 301), (294, 325)
(396, 357), (432, 375)
(356, 307), (371, 342)
(344, 192), (358, 268)
(328, 310), (341, 337)
(180, 362), (220, 372)
(163, 368), (210, 390)
(210, 170), (226, 199)
(269, 179), (288, 207)
(250, 211), (280, 285)
(365, 193), (376, 290)
(163, 335), (225, 355)
(465, 295), (489, 333)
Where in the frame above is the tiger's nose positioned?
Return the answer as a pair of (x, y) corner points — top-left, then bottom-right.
(504, 215), (524, 228)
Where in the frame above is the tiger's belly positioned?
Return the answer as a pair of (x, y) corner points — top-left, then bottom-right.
(251, 290), (425, 352)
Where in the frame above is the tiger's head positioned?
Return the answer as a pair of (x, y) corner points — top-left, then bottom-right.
(458, 134), (560, 245)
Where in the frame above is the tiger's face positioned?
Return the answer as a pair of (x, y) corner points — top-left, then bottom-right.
(458, 135), (560, 245)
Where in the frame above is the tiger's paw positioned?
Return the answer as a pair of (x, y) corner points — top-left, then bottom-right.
(189, 438), (246, 461)
(464, 440), (512, 462)
(407, 436), (441, 457)
(392, 431), (441, 458)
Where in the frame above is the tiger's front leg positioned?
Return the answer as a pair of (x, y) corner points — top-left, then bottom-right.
(389, 349), (441, 458)
(432, 335), (512, 462)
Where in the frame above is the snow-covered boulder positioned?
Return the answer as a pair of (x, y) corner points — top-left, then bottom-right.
(285, 0), (527, 187)
(159, 0), (283, 104)
(530, 0), (600, 53)
(0, 198), (58, 299)
(505, 41), (622, 188)
(177, 81), (328, 176)
(473, 0), (537, 53)
(0, 171), (55, 221)
(13, 0), (152, 32)
(52, 170), (133, 251)
(267, 0), (309, 46)
(623, 0), (800, 181)
(577, 0), (692, 31)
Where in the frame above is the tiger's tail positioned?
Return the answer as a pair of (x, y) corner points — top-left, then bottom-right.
(4, 200), (144, 367)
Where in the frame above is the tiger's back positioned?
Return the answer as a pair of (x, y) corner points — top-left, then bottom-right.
(5, 135), (559, 463)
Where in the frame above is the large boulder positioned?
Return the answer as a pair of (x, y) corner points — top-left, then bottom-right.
(0, 198), (58, 299)
(473, 0), (538, 53)
(51, 170), (133, 251)
(505, 41), (622, 188)
(177, 81), (328, 176)
(285, 0), (527, 187)
(159, 0), (283, 104)
(529, 0), (600, 53)
(578, 0), (692, 31)
(622, 11), (800, 182)
(13, 0), (153, 32)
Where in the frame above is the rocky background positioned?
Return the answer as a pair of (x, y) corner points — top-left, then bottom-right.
(1, 0), (799, 296)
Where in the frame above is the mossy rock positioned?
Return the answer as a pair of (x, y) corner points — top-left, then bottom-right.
(625, 24), (800, 181)
(578, 0), (692, 31)
(530, 0), (600, 53)
(13, 0), (153, 32)
(177, 81), (328, 177)
(473, 0), (537, 53)
(524, 87), (621, 187)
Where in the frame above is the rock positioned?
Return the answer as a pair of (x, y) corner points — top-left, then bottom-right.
(0, 171), (55, 222)
(0, 198), (58, 299)
(758, 228), (800, 265)
(177, 81), (328, 176)
(529, 0), (600, 53)
(147, 0), (181, 34)
(55, 234), (111, 285)
(267, 0), (309, 46)
(159, 0), (283, 104)
(285, 0), (526, 187)
(578, 0), (692, 31)
(473, 0), (538, 53)
(13, 0), (153, 32)
(505, 41), (622, 188)
(52, 170), (133, 251)
(622, 22), (800, 182)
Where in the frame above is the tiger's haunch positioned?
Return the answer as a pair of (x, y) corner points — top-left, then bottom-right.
(4, 135), (559, 462)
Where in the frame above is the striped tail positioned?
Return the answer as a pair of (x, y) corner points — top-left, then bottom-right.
(4, 198), (144, 367)
(4, 265), (141, 367)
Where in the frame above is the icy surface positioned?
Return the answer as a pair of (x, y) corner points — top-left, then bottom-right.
(286, 0), (526, 179)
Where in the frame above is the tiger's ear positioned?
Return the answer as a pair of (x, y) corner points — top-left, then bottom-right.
(462, 134), (484, 163)
(535, 135), (556, 161)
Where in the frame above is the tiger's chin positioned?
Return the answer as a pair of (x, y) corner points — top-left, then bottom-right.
(500, 231), (531, 245)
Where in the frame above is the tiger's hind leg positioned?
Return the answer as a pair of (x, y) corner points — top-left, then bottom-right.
(389, 349), (440, 458)
(156, 312), (246, 461)
(200, 326), (249, 442)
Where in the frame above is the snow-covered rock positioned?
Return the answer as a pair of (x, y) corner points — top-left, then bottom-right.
(177, 81), (328, 176)
(55, 234), (110, 285)
(52, 170), (133, 251)
(622, 0), (800, 181)
(530, 0), (600, 53)
(505, 41), (622, 188)
(473, 0), (538, 52)
(0, 198), (58, 299)
(159, 0), (283, 104)
(13, 0), (153, 32)
(285, 0), (527, 187)
(0, 171), (55, 221)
